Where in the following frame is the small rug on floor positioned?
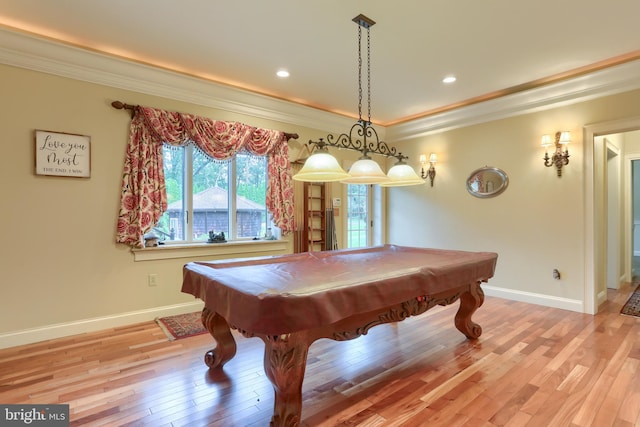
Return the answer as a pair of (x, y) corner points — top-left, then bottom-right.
(156, 312), (207, 340)
(621, 283), (640, 317)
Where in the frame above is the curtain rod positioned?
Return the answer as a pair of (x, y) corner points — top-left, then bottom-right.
(111, 101), (298, 141)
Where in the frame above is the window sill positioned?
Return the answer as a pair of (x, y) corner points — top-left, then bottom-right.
(131, 239), (289, 262)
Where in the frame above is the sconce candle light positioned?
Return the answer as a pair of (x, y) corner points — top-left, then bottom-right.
(542, 131), (570, 177)
(420, 153), (437, 186)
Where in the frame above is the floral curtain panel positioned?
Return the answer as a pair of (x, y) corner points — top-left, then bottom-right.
(116, 106), (296, 247)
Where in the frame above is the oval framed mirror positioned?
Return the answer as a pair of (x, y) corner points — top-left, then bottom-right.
(466, 166), (509, 198)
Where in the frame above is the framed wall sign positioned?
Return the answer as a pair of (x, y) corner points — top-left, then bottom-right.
(35, 130), (91, 177)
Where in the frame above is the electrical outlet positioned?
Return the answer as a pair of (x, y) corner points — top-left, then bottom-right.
(148, 273), (158, 287)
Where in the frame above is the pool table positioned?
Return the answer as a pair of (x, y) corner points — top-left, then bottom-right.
(182, 244), (498, 426)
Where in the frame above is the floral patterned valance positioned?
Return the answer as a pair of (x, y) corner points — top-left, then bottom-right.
(116, 105), (296, 247)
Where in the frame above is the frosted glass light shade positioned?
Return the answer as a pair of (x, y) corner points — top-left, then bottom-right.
(341, 158), (390, 184)
(380, 164), (424, 187)
(293, 152), (350, 182)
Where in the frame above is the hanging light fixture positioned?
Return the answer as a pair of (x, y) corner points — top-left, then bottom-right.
(339, 14), (389, 185)
(292, 138), (350, 182)
(293, 14), (422, 186)
(343, 153), (390, 184)
(380, 154), (425, 187)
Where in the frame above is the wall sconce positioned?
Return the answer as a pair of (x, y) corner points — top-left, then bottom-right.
(420, 153), (437, 186)
(542, 131), (570, 177)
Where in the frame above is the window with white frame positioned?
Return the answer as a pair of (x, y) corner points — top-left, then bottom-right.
(346, 184), (370, 248)
(153, 144), (269, 243)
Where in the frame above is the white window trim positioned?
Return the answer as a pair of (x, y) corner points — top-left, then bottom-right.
(161, 144), (270, 244)
(131, 239), (288, 262)
(345, 184), (372, 248)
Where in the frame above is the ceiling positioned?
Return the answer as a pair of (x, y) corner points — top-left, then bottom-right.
(1, 0), (640, 127)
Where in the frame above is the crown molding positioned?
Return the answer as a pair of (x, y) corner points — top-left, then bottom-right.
(1, 26), (639, 142)
(0, 27), (356, 135)
(386, 59), (640, 141)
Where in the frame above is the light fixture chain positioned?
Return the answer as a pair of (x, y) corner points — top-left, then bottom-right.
(295, 14), (424, 186)
(357, 25), (363, 122)
(367, 25), (371, 125)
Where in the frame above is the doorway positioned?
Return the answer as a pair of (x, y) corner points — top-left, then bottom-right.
(606, 141), (621, 290)
(632, 159), (640, 280)
(586, 119), (640, 314)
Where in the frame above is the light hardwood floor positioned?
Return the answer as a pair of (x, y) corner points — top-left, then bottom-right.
(1, 283), (639, 426)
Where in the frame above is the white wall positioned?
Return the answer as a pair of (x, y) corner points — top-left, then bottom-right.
(3, 43), (640, 347)
(0, 63), (360, 348)
(387, 92), (640, 312)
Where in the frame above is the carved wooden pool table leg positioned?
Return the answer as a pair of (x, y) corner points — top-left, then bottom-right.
(454, 281), (485, 339)
(262, 333), (310, 427)
(201, 307), (237, 368)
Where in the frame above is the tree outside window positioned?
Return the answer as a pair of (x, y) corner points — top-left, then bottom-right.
(154, 144), (269, 243)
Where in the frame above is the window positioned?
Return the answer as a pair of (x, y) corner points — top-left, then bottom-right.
(154, 144), (269, 243)
(346, 184), (370, 248)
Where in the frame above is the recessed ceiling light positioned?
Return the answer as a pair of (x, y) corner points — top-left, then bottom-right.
(276, 70), (290, 78)
(442, 75), (457, 84)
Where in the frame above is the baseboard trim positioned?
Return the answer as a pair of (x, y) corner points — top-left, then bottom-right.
(0, 301), (204, 350)
(597, 289), (608, 307)
(1, 287), (587, 350)
(483, 285), (584, 313)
